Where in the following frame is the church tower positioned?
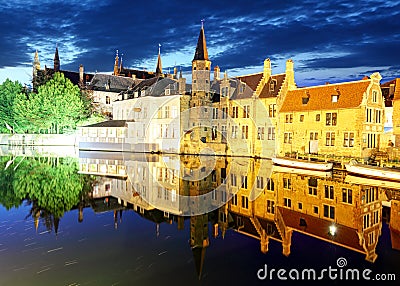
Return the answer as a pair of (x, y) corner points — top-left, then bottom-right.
(33, 50), (41, 77)
(156, 44), (162, 76)
(191, 21), (211, 107)
(113, 50), (119, 76)
(186, 21), (213, 150)
(54, 45), (60, 72)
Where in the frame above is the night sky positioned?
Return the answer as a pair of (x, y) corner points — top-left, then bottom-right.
(0, 0), (399, 87)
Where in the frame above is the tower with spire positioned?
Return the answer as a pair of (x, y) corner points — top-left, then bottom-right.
(156, 44), (163, 76)
(191, 20), (211, 107)
(113, 50), (119, 76)
(33, 50), (41, 78)
(186, 20), (213, 150)
(54, 45), (60, 72)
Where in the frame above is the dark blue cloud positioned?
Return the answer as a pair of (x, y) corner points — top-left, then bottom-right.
(0, 0), (399, 85)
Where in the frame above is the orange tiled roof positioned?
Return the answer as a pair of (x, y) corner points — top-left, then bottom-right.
(259, 74), (286, 98)
(278, 207), (365, 253)
(280, 79), (370, 112)
(236, 72), (263, 90)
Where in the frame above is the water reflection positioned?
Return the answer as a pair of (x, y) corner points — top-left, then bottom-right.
(78, 151), (398, 265)
(1, 151), (400, 284)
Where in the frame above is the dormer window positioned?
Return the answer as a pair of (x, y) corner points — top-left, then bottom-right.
(331, 95), (338, 103)
(269, 79), (277, 92)
(302, 97), (309, 104)
(239, 83), (245, 93)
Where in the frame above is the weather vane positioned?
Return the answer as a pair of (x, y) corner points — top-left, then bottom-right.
(158, 43), (161, 54)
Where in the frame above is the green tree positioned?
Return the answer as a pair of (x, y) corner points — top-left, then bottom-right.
(22, 72), (87, 134)
(0, 79), (23, 133)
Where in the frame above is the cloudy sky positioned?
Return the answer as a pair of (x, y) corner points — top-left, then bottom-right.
(0, 0), (399, 87)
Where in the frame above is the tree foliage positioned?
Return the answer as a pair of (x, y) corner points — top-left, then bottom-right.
(0, 79), (24, 133)
(0, 156), (91, 218)
(1, 72), (98, 134)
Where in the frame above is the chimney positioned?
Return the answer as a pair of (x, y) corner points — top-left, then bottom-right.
(79, 64), (84, 84)
(263, 58), (271, 81)
(179, 70), (186, 95)
(285, 59), (296, 90)
(214, 66), (220, 81)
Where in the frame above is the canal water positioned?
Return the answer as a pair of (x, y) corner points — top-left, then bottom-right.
(0, 152), (399, 285)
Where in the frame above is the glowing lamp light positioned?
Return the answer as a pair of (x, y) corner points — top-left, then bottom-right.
(329, 225), (337, 236)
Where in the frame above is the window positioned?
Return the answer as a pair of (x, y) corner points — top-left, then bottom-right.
(285, 114), (293, 123)
(232, 106), (239, 118)
(267, 127), (275, 140)
(300, 114), (304, 122)
(324, 185), (334, 199)
(256, 176), (264, 189)
(366, 133), (377, 148)
(232, 194), (238, 205)
(258, 127), (265, 140)
(212, 108), (219, 119)
(302, 97), (309, 104)
(284, 132), (293, 144)
(231, 126), (238, 139)
(313, 206), (319, 214)
(369, 232), (375, 245)
(241, 125), (249, 139)
(230, 174), (237, 186)
(373, 210), (379, 225)
(106, 96), (111, 105)
(241, 175), (248, 189)
(222, 107), (228, 119)
(269, 104), (276, 118)
(331, 95), (338, 102)
(342, 188), (353, 204)
(211, 126), (218, 140)
(308, 177), (318, 196)
(310, 132), (318, 140)
(243, 105), (250, 118)
(372, 90), (378, 103)
(363, 214), (370, 229)
(267, 200), (275, 214)
(266, 179), (274, 191)
(240, 83), (245, 93)
(298, 202), (303, 210)
(284, 198), (292, 208)
(283, 177), (291, 189)
(316, 114), (320, 121)
(343, 132), (354, 147)
(326, 112), (337, 126)
(363, 187), (377, 204)
(270, 79), (277, 91)
(323, 205), (335, 219)
(241, 196), (249, 209)
(375, 109), (382, 123)
(326, 132), (335, 146)
(366, 108), (373, 123)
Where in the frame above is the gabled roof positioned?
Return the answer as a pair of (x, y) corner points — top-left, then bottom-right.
(82, 120), (128, 128)
(39, 68), (94, 86)
(88, 73), (137, 92)
(259, 74), (286, 98)
(280, 79), (371, 112)
(236, 72), (263, 91)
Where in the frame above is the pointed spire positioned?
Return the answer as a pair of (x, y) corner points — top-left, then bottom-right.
(54, 45), (60, 72)
(193, 20), (209, 61)
(192, 247), (206, 280)
(119, 53), (124, 73)
(113, 50), (119, 76)
(33, 50), (41, 77)
(156, 44), (162, 75)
